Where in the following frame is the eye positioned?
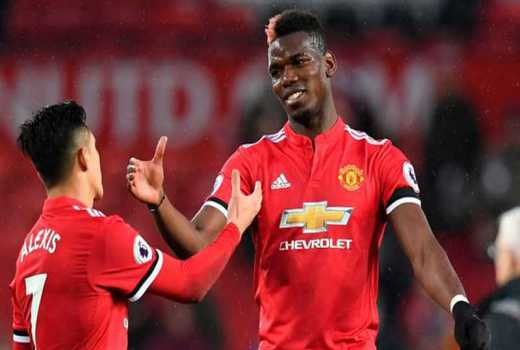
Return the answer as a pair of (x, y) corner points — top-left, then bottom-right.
(293, 56), (310, 66)
(269, 67), (281, 79)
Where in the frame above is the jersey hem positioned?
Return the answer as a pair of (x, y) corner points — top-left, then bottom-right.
(386, 197), (421, 215)
(128, 249), (163, 302)
(204, 198), (228, 218)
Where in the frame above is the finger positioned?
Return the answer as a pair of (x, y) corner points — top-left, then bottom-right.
(152, 136), (168, 164)
(252, 181), (262, 198)
(231, 169), (240, 198)
(127, 164), (137, 174)
(128, 157), (141, 167)
(126, 173), (135, 182)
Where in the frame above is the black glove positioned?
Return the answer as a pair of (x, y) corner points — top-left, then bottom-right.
(453, 301), (491, 350)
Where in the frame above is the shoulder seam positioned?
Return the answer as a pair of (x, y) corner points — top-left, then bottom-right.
(242, 129), (286, 148)
(345, 125), (387, 145)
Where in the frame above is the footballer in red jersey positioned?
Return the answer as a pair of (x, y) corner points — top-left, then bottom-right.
(11, 102), (262, 350)
(204, 118), (420, 348)
(126, 9), (490, 350)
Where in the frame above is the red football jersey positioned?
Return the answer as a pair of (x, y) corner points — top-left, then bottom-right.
(205, 117), (421, 349)
(10, 197), (163, 349)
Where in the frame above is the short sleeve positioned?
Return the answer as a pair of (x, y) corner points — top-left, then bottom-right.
(203, 147), (255, 218)
(377, 142), (421, 215)
(91, 216), (163, 302)
(10, 280), (31, 345)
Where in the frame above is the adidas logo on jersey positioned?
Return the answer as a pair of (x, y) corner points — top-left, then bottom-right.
(271, 174), (291, 190)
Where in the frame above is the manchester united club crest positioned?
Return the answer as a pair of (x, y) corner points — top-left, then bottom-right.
(338, 165), (364, 191)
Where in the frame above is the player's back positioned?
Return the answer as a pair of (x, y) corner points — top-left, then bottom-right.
(11, 197), (129, 349)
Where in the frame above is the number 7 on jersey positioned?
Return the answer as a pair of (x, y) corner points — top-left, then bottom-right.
(25, 273), (47, 349)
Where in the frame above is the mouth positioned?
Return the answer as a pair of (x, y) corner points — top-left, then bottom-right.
(283, 89), (306, 106)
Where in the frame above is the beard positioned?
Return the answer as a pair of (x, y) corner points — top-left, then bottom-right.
(287, 103), (320, 127)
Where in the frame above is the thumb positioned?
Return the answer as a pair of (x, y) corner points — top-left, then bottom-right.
(231, 169), (240, 198)
(152, 136), (168, 164)
(252, 181), (262, 198)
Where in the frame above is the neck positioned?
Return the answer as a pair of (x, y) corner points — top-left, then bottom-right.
(288, 95), (337, 139)
(47, 177), (95, 208)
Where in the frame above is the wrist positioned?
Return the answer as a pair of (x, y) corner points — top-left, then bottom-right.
(147, 191), (166, 212)
(453, 300), (476, 322)
(450, 294), (470, 314)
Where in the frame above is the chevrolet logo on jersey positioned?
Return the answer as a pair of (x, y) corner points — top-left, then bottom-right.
(279, 201), (353, 234)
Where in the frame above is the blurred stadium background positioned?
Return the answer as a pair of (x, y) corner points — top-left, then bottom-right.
(1, 0), (519, 349)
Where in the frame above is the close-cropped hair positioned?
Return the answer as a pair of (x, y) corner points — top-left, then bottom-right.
(17, 101), (89, 188)
(265, 9), (327, 54)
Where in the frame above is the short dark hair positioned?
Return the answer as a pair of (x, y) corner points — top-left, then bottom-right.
(266, 9), (327, 54)
(17, 101), (89, 188)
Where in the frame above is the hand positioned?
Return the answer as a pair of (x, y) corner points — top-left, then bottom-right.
(127, 136), (167, 206)
(453, 302), (491, 350)
(227, 169), (262, 235)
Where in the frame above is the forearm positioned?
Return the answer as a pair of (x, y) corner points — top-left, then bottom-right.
(150, 223), (240, 303)
(390, 204), (467, 313)
(151, 196), (215, 258)
(411, 233), (466, 313)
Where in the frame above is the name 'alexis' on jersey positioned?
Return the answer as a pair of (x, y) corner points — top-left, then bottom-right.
(202, 117), (421, 350)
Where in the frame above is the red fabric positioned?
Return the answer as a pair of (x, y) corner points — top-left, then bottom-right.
(10, 196), (158, 349)
(149, 223), (240, 303)
(12, 343), (30, 350)
(91, 215), (158, 296)
(376, 140), (421, 208)
(206, 117), (419, 349)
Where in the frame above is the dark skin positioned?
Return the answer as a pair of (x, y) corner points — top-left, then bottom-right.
(126, 31), (465, 313)
(268, 31), (337, 140)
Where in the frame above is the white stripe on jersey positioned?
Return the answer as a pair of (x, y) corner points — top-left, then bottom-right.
(386, 197), (421, 215)
(129, 249), (164, 302)
(269, 134), (286, 143)
(345, 125), (387, 145)
(203, 200), (228, 218)
(85, 208), (106, 217)
(266, 129), (285, 140)
(243, 129), (286, 148)
(266, 129), (286, 143)
(242, 136), (266, 148)
(13, 334), (31, 343)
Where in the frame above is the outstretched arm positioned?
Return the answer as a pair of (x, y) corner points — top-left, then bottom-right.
(148, 197), (225, 259)
(126, 136), (228, 258)
(390, 203), (490, 350)
(149, 169), (262, 302)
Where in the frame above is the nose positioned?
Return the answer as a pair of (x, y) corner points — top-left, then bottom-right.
(281, 66), (298, 86)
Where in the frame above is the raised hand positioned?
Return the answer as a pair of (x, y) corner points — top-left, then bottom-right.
(227, 169), (262, 234)
(126, 136), (168, 206)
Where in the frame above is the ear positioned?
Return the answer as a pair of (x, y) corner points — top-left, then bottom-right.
(324, 51), (337, 78)
(77, 146), (89, 172)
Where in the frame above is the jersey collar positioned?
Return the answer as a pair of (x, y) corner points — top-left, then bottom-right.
(43, 196), (89, 213)
(283, 117), (345, 147)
